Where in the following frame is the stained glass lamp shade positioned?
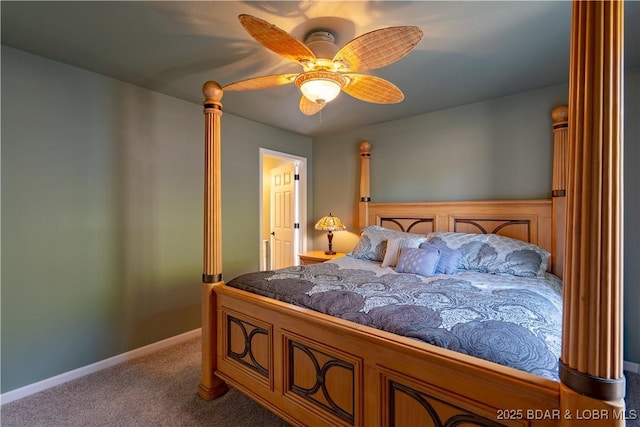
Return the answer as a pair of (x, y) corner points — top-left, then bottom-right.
(314, 213), (346, 255)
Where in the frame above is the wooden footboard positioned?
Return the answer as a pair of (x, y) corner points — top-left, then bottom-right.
(215, 284), (560, 427)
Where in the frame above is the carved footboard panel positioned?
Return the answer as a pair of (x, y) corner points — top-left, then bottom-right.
(215, 285), (560, 427)
(217, 299), (363, 426)
(284, 334), (359, 424)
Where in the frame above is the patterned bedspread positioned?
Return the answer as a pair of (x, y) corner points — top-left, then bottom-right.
(226, 256), (563, 380)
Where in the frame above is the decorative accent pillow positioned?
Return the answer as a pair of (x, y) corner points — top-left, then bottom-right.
(419, 242), (463, 274)
(381, 236), (428, 268)
(350, 226), (426, 262)
(395, 247), (441, 277)
(426, 232), (550, 277)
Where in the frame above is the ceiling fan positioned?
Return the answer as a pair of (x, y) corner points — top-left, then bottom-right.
(223, 14), (424, 116)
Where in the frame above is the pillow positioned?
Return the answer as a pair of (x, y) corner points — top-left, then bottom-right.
(427, 232), (550, 277)
(419, 242), (463, 274)
(395, 247), (441, 277)
(350, 225), (426, 262)
(381, 236), (428, 268)
(483, 233), (551, 277)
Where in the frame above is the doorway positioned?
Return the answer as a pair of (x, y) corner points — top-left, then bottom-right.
(260, 149), (307, 270)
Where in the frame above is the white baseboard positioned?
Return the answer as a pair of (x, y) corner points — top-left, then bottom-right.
(625, 360), (640, 374)
(0, 328), (201, 405)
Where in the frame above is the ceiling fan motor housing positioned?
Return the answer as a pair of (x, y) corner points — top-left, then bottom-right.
(305, 31), (339, 69)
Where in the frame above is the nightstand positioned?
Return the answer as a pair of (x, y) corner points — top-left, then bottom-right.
(299, 251), (345, 265)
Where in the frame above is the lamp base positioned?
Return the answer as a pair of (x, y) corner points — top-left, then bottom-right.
(324, 230), (336, 256)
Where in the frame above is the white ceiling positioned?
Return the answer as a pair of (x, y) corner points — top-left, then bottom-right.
(2, 1), (638, 137)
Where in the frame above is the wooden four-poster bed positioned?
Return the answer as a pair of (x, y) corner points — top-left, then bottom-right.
(198, 1), (626, 426)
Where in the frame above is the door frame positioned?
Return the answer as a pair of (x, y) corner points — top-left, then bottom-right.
(259, 148), (308, 270)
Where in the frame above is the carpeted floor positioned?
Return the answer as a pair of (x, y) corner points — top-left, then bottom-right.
(0, 337), (289, 427)
(2, 336), (639, 427)
(627, 370), (640, 427)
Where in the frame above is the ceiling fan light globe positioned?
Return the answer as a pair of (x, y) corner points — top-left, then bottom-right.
(300, 79), (341, 104)
(295, 71), (345, 105)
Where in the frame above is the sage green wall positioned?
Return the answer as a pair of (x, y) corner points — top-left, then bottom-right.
(1, 46), (311, 393)
(313, 78), (640, 366)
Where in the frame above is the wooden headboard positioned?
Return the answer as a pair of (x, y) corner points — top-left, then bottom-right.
(362, 199), (552, 268)
(357, 136), (561, 276)
(363, 199), (552, 252)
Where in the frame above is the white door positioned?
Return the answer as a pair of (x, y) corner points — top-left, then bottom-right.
(270, 163), (295, 269)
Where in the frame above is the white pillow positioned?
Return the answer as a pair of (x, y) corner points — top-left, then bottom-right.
(381, 236), (428, 268)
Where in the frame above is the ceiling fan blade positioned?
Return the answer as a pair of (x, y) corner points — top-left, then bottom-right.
(223, 74), (298, 91)
(342, 74), (404, 104)
(334, 26), (423, 72)
(299, 96), (327, 116)
(239, 14), (316, 64)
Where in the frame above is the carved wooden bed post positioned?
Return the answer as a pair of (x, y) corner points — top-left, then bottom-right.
(560, 1), (625, 424)
(551, 106), (567, 278)
(358, 141), (371, 228)
(199, 81), (229, 400)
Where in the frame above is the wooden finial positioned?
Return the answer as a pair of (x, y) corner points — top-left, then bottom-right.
(202, 81), (223, 106)
(360, 140), (371, 155)
(551, 105), (568, 125)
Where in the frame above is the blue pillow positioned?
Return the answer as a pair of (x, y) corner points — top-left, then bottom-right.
(419, 242), (463, 274)
(395, 247), (441, 277)
(350, 225), (426, 262)
(426, 232), (550, 277)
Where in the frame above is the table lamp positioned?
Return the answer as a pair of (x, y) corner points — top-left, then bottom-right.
(314, 213), (346, 255)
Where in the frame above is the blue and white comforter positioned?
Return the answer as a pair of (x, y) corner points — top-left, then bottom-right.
(226, 256), (563, 380)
